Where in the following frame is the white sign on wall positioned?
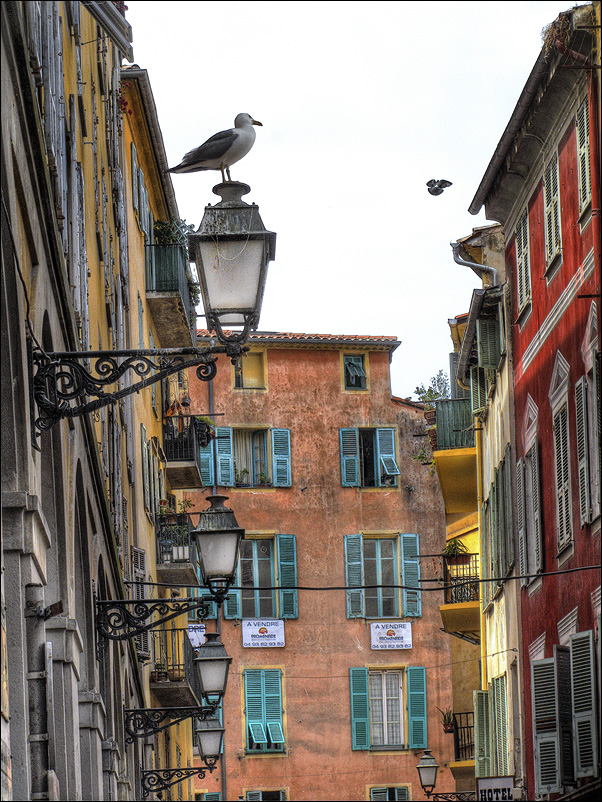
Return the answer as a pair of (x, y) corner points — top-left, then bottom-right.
(370, 622), (413, 649)
(187, 624), (206, 649)
(476, 777), (515, 800)
(242, 619), (285, 648)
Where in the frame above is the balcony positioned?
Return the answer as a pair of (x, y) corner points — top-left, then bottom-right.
(163, 415), (205, 488)
(435, 399), (474, 450)
(149, 627), (202, 707)
(145, 244), (195, 347)
(155, 513), (199, 586)
(450, 711), (476, 784)
(440, 553), (480, 639)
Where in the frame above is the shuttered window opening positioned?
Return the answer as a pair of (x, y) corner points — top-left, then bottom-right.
(569, 631), (598, 779)
(340, 427), (400, 487)
(244, 669), (285, 753)
(515, 207), (531, 313)
(369, 786), (409, 800)
(349, 666), (427, 751)
(576, 97), (592, 214)
(543, 153), (562, 267)
(477, 317), (501, 372)
(344, 354), (367, 390)
(245, 792), (286, 801)
(517, 441), (543, 588)
(224, 534), (298, 620)
(575, 374), (600, 525)
(211, 427), (291, 488)
(131, 546), (150, 658)
(553, 403), (573, 551)
(344, 534), (421, 619)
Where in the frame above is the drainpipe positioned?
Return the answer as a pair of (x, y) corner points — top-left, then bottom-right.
(475, 426), (488, 692)
(450, 241), (498, 288)
(25, 584), (49, 798)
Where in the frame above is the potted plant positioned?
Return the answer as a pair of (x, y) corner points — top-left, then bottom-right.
(436, 706), (455, 733)
(442, 537), (470, 562)
(235, 467), (250, 486)
(150, 663), (168, 682)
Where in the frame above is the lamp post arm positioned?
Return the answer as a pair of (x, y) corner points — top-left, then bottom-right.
(95, 596), (212, 640)
(140, 766), (216, 799)
(124, 704), (220, 743)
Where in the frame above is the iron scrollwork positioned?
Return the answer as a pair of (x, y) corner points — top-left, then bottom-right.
(140, 765), (217, 799)
(124, 704), (219, 743)
(95, 597), (211, 641)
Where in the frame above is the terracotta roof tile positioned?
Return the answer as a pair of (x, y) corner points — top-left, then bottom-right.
(196, 329), (400, 348)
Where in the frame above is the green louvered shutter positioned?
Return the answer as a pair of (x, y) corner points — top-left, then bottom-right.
(477, 318), (500, 370)
(570, 630), (598, 779)
(203, 794), (221, 801)
(264, 669), (285, 745)
(223, 565), (241, 619)
(216, 427), (234, 486)
(470, 366), (487, 414)
(407, 666), (427, 748)
(401, 534), (421, 617)
(575, 377), (591, 526)
(277, 534), (298, 619)
(492, 675), (509, 776)
(340, 428), (360, 486)
(244, 670), (267, 746)
(344, 534), (365, 618)
(246, 792), (262, 801)
(199, 439), (215, 487)
(369, 789), (388, 801)
(503, 445), (514, 571)
(376, 428), (400, 483)
(349, 667), (370, 750)
(474, 689), (491, 778)
(271, 428), (292, 487)
(394, 790), (409, 801)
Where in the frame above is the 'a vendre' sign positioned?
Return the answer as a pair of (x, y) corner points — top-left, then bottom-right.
(242, 619), (285, 647)
(370, 622), (412, 649)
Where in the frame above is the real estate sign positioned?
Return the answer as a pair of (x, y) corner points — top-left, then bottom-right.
(370, 622), (412, 649)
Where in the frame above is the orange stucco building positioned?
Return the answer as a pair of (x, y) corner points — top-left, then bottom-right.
(185, 332), (456, 801)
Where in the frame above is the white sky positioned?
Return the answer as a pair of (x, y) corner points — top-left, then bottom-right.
(124, 0), (581, 399)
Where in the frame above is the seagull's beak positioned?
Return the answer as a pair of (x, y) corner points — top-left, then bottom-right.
(252, 119), (263, 126)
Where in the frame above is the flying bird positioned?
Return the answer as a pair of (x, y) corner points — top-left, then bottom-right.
(427, 179), (453, 196)
(168, 113), (262, 182)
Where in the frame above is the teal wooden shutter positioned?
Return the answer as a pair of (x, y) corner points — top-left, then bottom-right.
(199, 439), (215, 487)
(344, 534), (365, 618)
(272, 428), (292, 487)
(407, 666), (427, 748)
(223, 565), (241, 619)
(401, 534), (421, 617)
(203, 794), (221, 801)
(376, 428), (400, 483)
(394, 790), (409, 801)
(570, 630), (598, 778)
(477, 318), (500, 370)
(575, 377), (591, 526)
(474, 689), (491, 778)
(340, 428), (360, 486)
(349, 668), (370, 750)
(264, 669), (284, 744)
(244, 669), (267, 745)
(503, 445), (514, 571)
(216, 427), (234, 486)
(492, 675), (509, 776)
(470, 366), (487, 414)
(277, 534), (298, 619)
(369, 789), (388, 801)
(246, 794), (262, 802)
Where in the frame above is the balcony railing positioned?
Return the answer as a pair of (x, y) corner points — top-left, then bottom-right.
(443, 554), (480, 604)
(453, 711), (475, 761)
(150, 627), (202, 706)
(163, 416), (203, 466)
(155, 512), (194, 563)
(435, 399), (474, 450)
(146, 244), (193, 322)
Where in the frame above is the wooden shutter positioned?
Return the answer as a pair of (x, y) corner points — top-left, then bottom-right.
(203, 794), (221, 801)
(576, 97), (591, 212)
(344, 535), (365, 618)
(528, 441), (543, 574)
(277, 534), (298, 619)
(271, 429), (292, 487)
(376, 428), (400, 481)
(575, 377), (591, 526)
(401, 534), (421, 617)
(140, 424), (150, 514)
(340, 428), (360, 486)
(544, 154), (562, 265)
(492, 675), (509, 776)
(216, 427), (234, 486)
(369, 790), (388, 801)
(394, 790), (409, 802)
(246, 793), (262, 802)
(132, 547), (150, 657)
(553, 405), (572, 549)
(199, 440), (215, 487)
(131, 142), (139, 214)
(244, 670), (267, 745)
(407, 666), (427, 749)
(474, 689), (491, 778)
(349, 667), (370, 750)
(570, 630), (598, 778)
(223, 566), (241, 619)
(470, 366), (487, 414)
(477, 318), (500, 370)
(503, 445), (514, 571)
(516, 458), (527, 586)
(264, 669), (284, 744)
(515, 208), (531, 312)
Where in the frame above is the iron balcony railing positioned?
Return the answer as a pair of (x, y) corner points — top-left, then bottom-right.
(145, 244), (194, 330)
(453, 711), (475, 761)
(149, 627), (202, 703)
(155, 512), (196, 566)
(162, 415), (203, 472)
(443, 553), (480, 604)
(435, 398), (475, 450)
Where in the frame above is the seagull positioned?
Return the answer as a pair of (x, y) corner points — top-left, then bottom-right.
(168, 113), (263, 182)
(427, 179), (453, 196)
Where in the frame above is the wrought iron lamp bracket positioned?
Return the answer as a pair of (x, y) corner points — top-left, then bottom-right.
(29, 341), (247, 435)
(140, 765), (217, 799)
(124, 703), (219, 743)
(95, 596), (211, 641)
(424, 793), (476, 801)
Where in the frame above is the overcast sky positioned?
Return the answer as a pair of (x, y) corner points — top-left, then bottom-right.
(124, 0), (581, 399)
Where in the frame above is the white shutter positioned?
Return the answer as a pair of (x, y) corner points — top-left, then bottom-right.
(570, 631), (598, 779)
(474, 689), (491, 778)
(516, 458), (527, 586)
(132, 547), (149, 657)
(553, 405), (572, 550)
(575, 377), (591, 526)
(528, 441), (543, 574)
(576, 97), (591, 212)
(544, 154), (562, 265)
(515, 208), (531, 312)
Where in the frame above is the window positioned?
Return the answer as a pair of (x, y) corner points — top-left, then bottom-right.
(204, 427), (291, 488)
(340, 428), (400, 487)
(578, 304), (601, 523)
(349, 667), (426, 750)
(474, 678), (509, 780)
(234, 351), (266, 389)
(549, 353), (572, 553)
(344, 534), (421, 619)
(369, 788), (409, 801)
(245, 793), (286, 801)
(482, 446), (514, 605)
(543, 152), (562, 268)
(224, 534), (297, 619)
(576, 96), (592, 214)
(515, 207), (532, 314)
(195, 794), (221, 801)
(244, 669), (285, 753)
(344, 354), (367, 390)
(517, 440), (543, 588)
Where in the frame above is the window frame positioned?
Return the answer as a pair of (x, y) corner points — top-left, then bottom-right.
(343, 353), (368, 391)
(211, 427), (292, 488)
(243, 669), (285, 754)
(340, 427), (400, 488)
(543, 152), (562, 272)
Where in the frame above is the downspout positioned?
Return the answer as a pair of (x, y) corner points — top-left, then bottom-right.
(451, 242), (498, 287)
(475, 425), (488, 691)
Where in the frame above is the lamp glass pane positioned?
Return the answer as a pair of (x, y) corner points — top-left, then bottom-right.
(196, 531), (240, 579)
(199, 660), (229, 696)
(197, 728), (223, 758)
(198, 240), (264, 317)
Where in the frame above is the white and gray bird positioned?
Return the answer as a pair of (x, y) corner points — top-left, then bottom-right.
(168, 113), (263, 182)
(427, 179), (453, 196)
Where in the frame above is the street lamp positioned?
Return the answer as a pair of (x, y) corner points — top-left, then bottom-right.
(416, 750), (476, 801)
(192, 494), (244, 604)
(188, 182), (276, 345)
(194, 632), (232, 701)
(195, 716), (225, 769)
